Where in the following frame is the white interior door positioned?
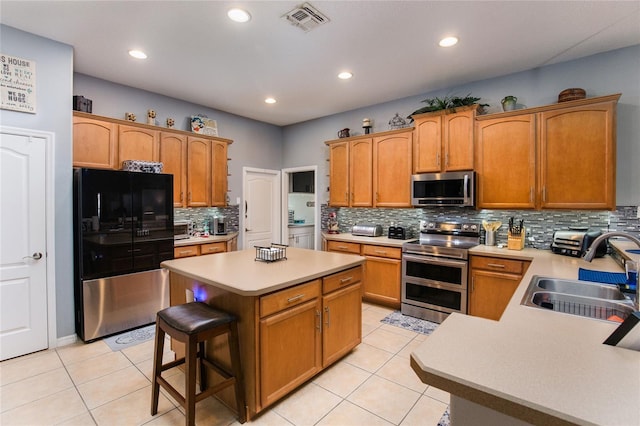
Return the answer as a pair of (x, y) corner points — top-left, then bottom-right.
(243, 168), (281, 249)
(0, 130), (49, 360)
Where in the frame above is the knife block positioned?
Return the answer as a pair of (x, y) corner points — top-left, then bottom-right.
(507, 228), (525, 250)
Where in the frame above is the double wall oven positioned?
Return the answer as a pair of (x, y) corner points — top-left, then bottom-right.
(402, 221), (480, 323)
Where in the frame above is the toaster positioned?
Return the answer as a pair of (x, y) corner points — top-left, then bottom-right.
(388, 226), (412, 240)
(351, 224), (383, 237)
(551, 229), (607, 258)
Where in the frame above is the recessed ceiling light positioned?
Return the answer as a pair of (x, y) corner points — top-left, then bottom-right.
(338, 71), (353, 80)
(128, 50), (147, 59)
(439, 36), (458, 48)
(265, 97), (277, 104)
(228, 8), (251, 23)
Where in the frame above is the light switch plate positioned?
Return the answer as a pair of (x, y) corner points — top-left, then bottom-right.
(637, 206), (640, 218)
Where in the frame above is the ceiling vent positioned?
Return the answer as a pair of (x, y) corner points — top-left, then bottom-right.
(283, 2), (330, 32)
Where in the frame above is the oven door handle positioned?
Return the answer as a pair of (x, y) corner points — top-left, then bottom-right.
(403, 253), (468, 268)
(463, 174), (470, 205)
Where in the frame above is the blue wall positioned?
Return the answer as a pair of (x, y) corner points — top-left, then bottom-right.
(0, 25), (75, 338)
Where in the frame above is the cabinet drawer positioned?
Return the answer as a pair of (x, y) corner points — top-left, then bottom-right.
(470, 256), (528, 274)
(200, 242), (226, 255)
(361, 244), (401, 259)
(327, 241), (361, 254)
(174, 245), (200, 258)
(260, 279), (321, 318)
(323, 266), (363, 294)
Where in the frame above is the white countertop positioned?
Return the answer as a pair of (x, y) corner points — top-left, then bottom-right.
(161, 247), (365, 296)
(322, 232), (416, 248)
(411, 242), (640, 425)
(174, 232), (238, 247)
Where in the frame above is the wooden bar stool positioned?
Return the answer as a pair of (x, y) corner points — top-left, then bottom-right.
(150, 302), (246, 425)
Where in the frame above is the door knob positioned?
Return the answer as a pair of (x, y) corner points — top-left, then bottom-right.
(23, 252), (43, 260)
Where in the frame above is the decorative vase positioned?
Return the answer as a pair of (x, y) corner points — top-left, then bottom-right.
(501, 96), (517, 111)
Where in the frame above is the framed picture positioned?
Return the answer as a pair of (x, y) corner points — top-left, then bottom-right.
(191, 114), (218, 136)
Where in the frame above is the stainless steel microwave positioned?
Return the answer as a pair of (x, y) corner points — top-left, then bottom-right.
(411, 171), (475, 207)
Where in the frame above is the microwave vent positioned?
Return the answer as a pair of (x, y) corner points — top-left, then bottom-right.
(283, 2), (329, 32)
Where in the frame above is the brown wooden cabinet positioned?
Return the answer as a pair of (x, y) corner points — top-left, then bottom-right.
(173, 236), (237, 259)
(259, 280), (322, 407)
(174, 245), (200, 258)
(475, 94), (620, 210)
(72, 115), (117, 169)
(118, 124), (159, 165)
(186, 136), (211, 207)
(475, 114), (537, 209)
(73, 112), (232, 208)
(373, 131), (412, 207)
(468, 255), (530, 321)
(539, 100), (617, 209)
(322, 267), (362, 367)
(158, 132), (187, 207)
(361, 244), (402, 308)
(412, 105), (478, 173)
(327, 138), (373, 207)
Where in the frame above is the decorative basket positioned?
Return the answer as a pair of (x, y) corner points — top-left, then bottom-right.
(121, 160), (163, 173)
(558, 88), (586, 103)
(255, 243), (288, 263)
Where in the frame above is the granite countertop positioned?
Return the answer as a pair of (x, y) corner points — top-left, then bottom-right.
(161, 247), (365, 296)
(322, 232), (416, 248)
(411, 242), (640, 425)
(173, 232), (238, 247)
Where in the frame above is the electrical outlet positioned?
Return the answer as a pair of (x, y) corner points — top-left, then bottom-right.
(637, 206), (640, 219)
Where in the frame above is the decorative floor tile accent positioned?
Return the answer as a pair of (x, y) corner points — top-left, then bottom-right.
(438, 406), (451, 426)
(380, 311), (439, 335)
(103, 324), (155, 351)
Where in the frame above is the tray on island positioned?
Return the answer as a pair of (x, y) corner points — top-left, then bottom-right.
(255, 243), (288, 263)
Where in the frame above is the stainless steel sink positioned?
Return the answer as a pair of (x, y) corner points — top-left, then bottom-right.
(535, 278), (628, 300)
(521, 275), (636, 322)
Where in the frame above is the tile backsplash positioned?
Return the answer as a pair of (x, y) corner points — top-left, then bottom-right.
(321, 205), (640, 249)
(175, 205), (239, 234)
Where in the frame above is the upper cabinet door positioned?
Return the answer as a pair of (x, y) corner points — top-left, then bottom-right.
(210, 140), (229, 207)
(186, 137), (211, 207)
(73, 115), (117, 169)
(349, 138), (373, 207)
(118, 125), (159, 165)
(475, 114), (537, 209)
(443, 109), (475, 171)
(373, 131), (412, 207)
(159, 133), (187, 207)
(539, 101), (616, 210)
(328, 142), (349, 207)
(413, 115), (441, 173)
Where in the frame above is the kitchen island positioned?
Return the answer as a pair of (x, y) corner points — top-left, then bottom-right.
(410, 242), (640, 425)
(161, 247), (365, 420)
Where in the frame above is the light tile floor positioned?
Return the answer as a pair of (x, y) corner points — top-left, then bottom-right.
(0, 303), (449, 425)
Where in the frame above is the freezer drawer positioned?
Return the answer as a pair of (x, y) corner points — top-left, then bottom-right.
(78, 268), (169, 341)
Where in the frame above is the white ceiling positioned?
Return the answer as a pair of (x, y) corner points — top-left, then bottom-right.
(2, 1), (639, 126)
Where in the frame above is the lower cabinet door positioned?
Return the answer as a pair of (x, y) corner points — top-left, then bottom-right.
(363, 256), (401, 308)
(469, 269), (521, 320)
(259, 298), (321, 407)
(322, 282), (362, 367)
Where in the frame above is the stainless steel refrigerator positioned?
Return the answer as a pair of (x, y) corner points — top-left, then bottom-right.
(73, 168), (174, 341)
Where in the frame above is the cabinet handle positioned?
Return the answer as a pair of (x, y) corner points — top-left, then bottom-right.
(188, 192), (192, 202)
(345, 192), (349, 203)
(337, 245), (348, 250)
(375, 192), (379, 202)
(542, 187), (547, 202)
(436, 152), (440, 167)
(471, 277), (475, 293)
(287, 294), (305, 303)
(179, 250), (193, 255)
(339, 276), (353, 284)
(374, 250), (387, 255)
(351, 192), (354, 203)
(180, 191), (184, 202)
(529, 188), (533, 203)
(324, 306), (330, 327)
(316, 309), (321, 331)
(487, 263), (506, 268)
(445, 152), (449, 168)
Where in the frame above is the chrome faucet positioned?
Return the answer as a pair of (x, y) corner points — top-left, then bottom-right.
(583, 231), (640, 307)
(582, 231), (640, 262)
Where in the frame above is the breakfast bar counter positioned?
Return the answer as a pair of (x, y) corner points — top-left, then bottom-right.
(161, 248), (365, 420)
(410, 245), (640, 425)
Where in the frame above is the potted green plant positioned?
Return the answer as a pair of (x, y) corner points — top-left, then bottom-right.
(408, 94), (488, 121)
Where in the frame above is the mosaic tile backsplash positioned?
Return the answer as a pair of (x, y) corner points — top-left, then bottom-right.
(174, 204), (639, 250)
(321, 205), (640, 249)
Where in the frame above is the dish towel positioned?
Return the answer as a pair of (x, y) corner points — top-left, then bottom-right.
(578, 268), (626, 285)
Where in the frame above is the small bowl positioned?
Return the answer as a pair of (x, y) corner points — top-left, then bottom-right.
(558, 88), (586, 103)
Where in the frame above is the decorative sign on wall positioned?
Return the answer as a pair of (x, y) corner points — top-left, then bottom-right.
(1, 53), (36, 114)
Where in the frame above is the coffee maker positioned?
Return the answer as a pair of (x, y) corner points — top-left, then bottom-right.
(211, 216), (227, 235)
